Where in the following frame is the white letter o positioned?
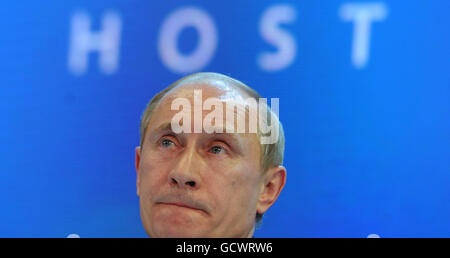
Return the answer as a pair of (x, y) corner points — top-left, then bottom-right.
(158, 7), (217, 74)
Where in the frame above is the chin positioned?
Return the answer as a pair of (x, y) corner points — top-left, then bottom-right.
(149, 214), (209, 238)
(151, 222), (208, 238)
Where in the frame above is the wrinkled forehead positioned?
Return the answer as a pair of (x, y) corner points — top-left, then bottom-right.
(147, 82), (260, 141)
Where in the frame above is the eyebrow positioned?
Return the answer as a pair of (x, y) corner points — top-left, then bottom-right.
(146, 122), (175, 143)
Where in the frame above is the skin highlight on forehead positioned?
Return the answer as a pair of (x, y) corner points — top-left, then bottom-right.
(165, 72), (255, 103)
(139, 72), (265, 148)
(147, 81), (260, 140)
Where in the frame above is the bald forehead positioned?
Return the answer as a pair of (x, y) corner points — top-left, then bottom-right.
(149, 74), (259, 135)
(146, 74), (261, 148)
(161, 84), (248, 106)
(142, 72), (262, 136)
(163, 73), (253, 102)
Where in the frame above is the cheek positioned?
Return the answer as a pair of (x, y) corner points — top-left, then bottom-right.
(139, 152), (170, 195)
(207, 162), (261, 208)
(232, 163), (262, 205)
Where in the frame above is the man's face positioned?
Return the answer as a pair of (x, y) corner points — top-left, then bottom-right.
(135, 83), (265, 238)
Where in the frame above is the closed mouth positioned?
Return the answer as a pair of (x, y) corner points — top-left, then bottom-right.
(157, 202), (207, 214)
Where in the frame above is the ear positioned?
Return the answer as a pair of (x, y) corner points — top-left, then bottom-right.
(135, 146), (141, 196)
(256, 165), (287, 216)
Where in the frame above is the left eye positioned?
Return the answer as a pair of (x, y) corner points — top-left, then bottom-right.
(161, 139), (175, 148)
(210, 146), (225, 154)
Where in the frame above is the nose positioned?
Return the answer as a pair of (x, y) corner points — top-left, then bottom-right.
(168, 148), (201, 190)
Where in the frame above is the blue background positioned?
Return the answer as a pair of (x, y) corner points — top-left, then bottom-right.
(0, 0), (449, 237)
